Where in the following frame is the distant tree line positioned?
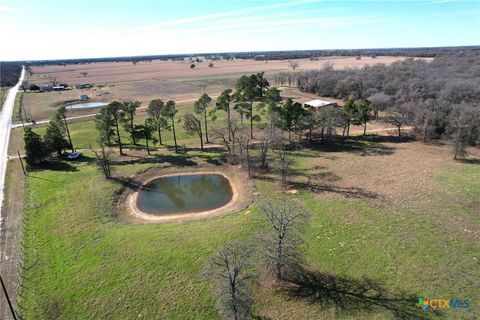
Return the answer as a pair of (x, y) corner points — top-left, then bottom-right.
(0, 63), (22, 86)
(11, 46), (480, 67)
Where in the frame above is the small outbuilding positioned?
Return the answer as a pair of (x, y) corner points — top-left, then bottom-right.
(75, 83), (91, 89)
(304, 99), (338, 111)
(80, 94), (89, 101)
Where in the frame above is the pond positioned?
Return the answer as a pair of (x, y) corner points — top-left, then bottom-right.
(136, 174), (233, 215)
(67, 101), (109, 110)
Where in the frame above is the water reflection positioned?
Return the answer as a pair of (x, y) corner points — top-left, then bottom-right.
(137, 174), (233, 215)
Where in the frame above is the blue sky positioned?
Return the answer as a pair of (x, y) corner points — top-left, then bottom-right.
(0, 0), (479, 61)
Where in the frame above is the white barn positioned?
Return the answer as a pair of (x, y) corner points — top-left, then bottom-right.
(303, 99), (338, 111)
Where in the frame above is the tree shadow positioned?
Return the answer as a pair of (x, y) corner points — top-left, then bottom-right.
(27, 160), (78, 172)
(456, 158), (480, 165)
(280, 267), (436, 320)
(112, 154), (197, 167)
(303, 135), (417, 157)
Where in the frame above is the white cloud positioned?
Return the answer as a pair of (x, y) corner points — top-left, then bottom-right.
(0, 6), (16, 13)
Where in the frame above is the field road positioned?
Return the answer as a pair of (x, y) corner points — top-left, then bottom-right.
(0, 67), (24, 225)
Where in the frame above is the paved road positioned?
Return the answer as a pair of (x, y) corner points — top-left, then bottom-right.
(0, 67), (25, 225)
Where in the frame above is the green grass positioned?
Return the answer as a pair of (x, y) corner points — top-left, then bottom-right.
(18, 142), (480, 319)
(20, 157), (265, 319)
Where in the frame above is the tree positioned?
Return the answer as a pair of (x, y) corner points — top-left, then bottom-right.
(278, 98), (306, 142)
(28, 83), (40, 91)
(147, 99), (167, 145)
(44, 120), (70, 155)
(448, 104), (480, 159)
(385, 102), (413, 137)
(353, 100), (372, 135)
(215, 89), (234, 140)
(288, 61), (299, 70)
(183, 113), (204, 151)
(190, 63), (196, 69)
(95, 107), (116, 145)
(367, 92), (394, 119)
(235, 75), (259, 139)
(193, 93), (213, 143)
(163, 100), (179, 153)
(258, 195), (308, 280)
(236, 129), (252, 177)
(137, 119), (154, 155)
(24, 127), (48, 165)
(262, 87), (282, 134)
(103, 101), (125, 155)
(80, 72), (88, 78)
(120, 101), (140, 144)
(49, 106), (75, 153)
(343, 99), (356, 137)
(91, 139), (114, 179)
(272, 139), (295, 189)
(202, 241), (254, 320)
(21, 81), (28, 92)
(208, 62), (214, 68)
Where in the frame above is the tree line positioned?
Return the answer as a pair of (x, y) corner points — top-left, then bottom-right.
(293, 52), (480, 158)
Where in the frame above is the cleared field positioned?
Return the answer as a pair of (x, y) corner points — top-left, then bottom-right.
(30, 56), (416, 85)
(17, 138), (480, 319)
(24, 56), (432, 122)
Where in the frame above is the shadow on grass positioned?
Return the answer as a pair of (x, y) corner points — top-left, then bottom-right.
(303, 135), (415, 157)
(280, 267), (435, 320)
(456, 158), (480, 165)
(112, 154), (197, 167)
(27, 160), (78, 173)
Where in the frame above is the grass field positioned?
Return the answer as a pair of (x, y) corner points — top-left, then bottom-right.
(17, 135), (480, 319)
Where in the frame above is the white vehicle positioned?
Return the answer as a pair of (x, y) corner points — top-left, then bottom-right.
(66, 152), (81, 160)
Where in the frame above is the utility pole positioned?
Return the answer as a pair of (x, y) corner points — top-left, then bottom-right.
(0, 274), (18, 320)
(17, 150), (26, 176)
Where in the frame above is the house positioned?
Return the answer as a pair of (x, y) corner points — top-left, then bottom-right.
(80, 94), (89, 101)
(303, 99), (339, 111)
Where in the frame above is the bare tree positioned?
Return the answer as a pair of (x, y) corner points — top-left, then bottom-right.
(202, 241), (254, 320)
(385, 102), (413, 137)
(257, 195), (309, 280)
(212, 121), (240, 160)
(21, 81), (29, 92)
(258, 128), (273, 170)
(183, 113), (204, 151)
(80, 72), (88, 78)
(288, 61), (299, 70)
(235, 129), (252, 177)
(91, 139), (114, 179)
(272, 139), (295, 189)
(448, 104), (480, 159)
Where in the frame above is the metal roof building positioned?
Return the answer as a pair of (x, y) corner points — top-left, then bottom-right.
(303, 99), (338, 110)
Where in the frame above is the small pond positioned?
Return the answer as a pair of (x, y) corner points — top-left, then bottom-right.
(67, 101), (108, 110)
(136, 174), (233, 215)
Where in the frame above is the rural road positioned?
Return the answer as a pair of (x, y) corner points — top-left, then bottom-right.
(0, 67), (25, 225)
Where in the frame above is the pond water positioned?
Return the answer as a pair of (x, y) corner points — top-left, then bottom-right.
(67, 101), (108, 109)
(136, 174), (233, 215)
